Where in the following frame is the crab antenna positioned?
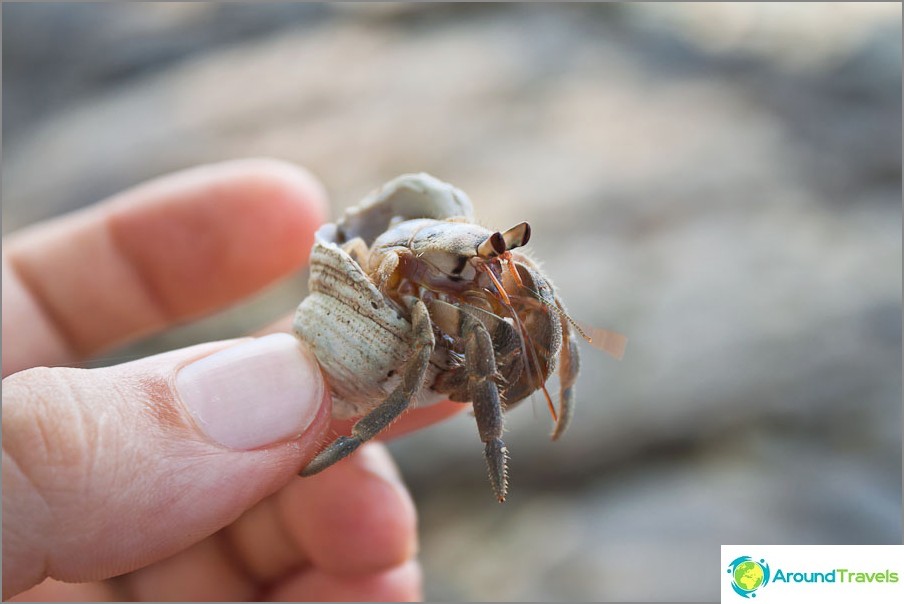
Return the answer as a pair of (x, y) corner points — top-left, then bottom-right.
(519, 283), (592, 343)
(498, 287), (558, 423)
(504, 253), (525, 288)
(501, 222), (531, 250)
(483, 264), (512, 305)
(513, 314), (558, 423)
(519, 284), (628, 360)
(484, 264), (558, 423)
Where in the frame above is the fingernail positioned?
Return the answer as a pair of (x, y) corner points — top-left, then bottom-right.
(176, 333), (324, 450)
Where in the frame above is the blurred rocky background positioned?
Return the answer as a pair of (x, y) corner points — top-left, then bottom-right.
(3, 3), (901, 601)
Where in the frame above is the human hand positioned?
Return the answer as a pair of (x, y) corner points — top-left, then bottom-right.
(2, 160), (464, 601)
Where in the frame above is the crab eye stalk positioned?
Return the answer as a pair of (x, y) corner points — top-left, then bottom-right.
(477, 231), (507, 258)
(501, 222), (531, 250)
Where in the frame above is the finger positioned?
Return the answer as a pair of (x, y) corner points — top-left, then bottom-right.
(223, 443), (416, 583)
(283, 442), (417, 575)
(1, 253), (72, 378)
(266, 560), (422, 602)
(1, 333), (330, 599)
(9, 578), (116, 602)
(257, 314), (468, 440)
(125, 534), (256, 602)
(3, 158), (327, 373)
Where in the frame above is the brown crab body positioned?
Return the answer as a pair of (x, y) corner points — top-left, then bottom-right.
(294, 173), (580, 501)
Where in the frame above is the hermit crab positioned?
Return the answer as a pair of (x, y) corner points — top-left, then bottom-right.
(294, 173), (624, 501)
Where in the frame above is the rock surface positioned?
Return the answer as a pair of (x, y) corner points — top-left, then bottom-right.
(4, 4), (901, 600)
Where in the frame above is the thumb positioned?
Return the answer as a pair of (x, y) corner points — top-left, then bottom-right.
(2, 333), (330, 599)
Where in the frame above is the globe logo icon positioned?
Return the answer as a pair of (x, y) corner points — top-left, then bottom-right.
(726, 556), (771, 598)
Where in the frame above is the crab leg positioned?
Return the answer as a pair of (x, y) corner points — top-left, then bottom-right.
(432, 299), (509, 502)
(551, 304), (580, 441)
(301, 298), (435, 476)
(464, 314), (509, 502)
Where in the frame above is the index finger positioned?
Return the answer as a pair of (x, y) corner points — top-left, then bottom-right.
(2, 159), (326, 375)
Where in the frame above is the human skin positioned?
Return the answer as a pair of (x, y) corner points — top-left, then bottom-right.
(2, 159), (464, 601)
